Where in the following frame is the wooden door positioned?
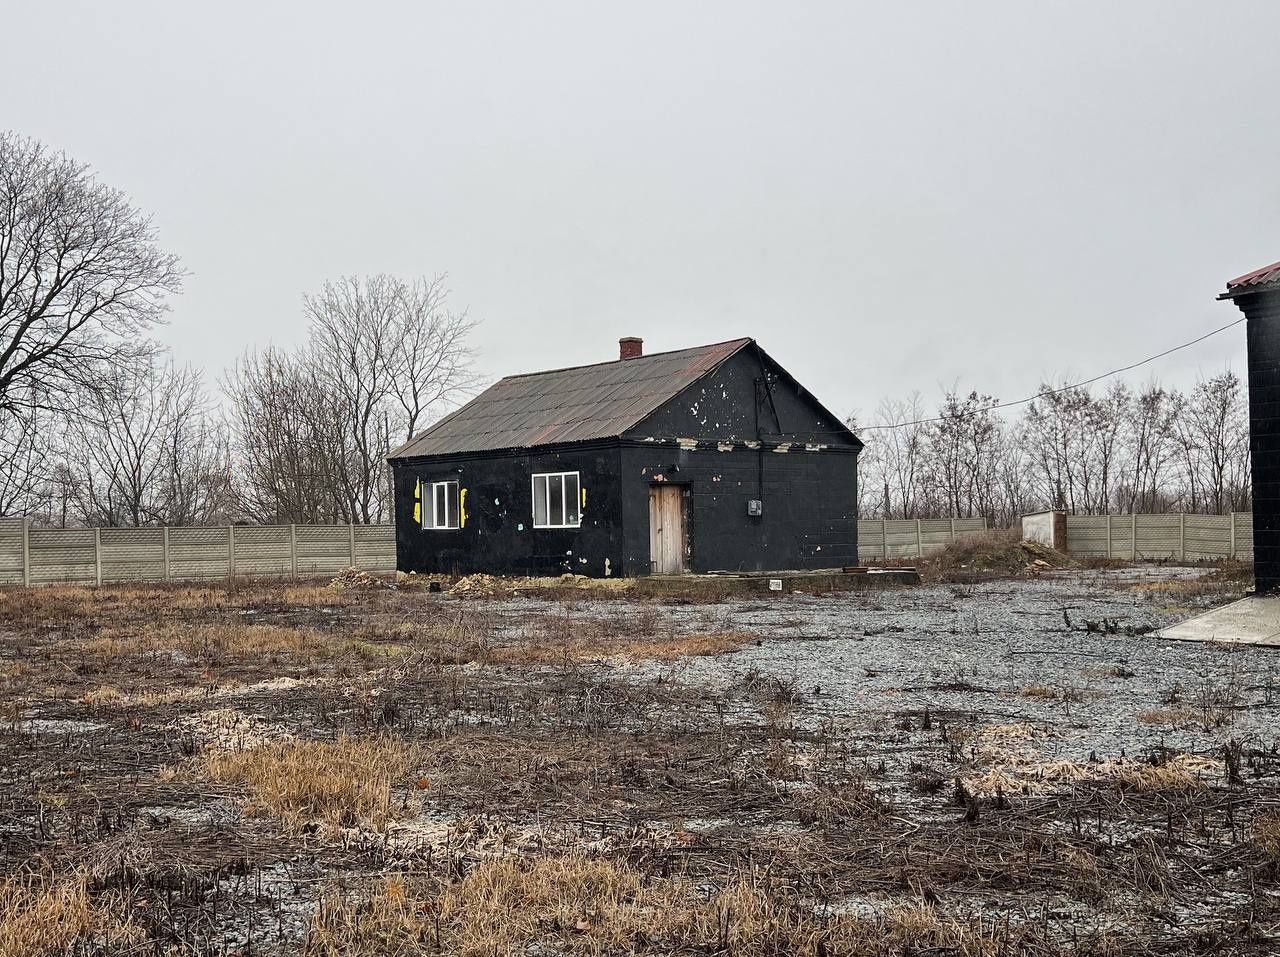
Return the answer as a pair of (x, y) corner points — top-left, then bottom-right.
(648, 485), (686, 574)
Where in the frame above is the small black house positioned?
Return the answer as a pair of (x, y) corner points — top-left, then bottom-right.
(1221, 260), (1280, 593)
(388, 337), (861, 577)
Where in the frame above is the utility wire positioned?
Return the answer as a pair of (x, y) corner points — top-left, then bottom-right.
(856, 317), (1245, 432)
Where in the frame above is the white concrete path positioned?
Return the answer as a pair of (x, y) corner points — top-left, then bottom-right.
(1157, 595), (1280, 647)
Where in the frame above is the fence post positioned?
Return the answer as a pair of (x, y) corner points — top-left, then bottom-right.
(1132, 513), (1137, 561)
(94, 527), (102, 586)
(1230, 511), (1237, 559)
(1179, 512), (1186, 560)
(21, 517), (30, 587)
(228, 525), (236, 577)
(950, 516), (956, 543)
(349, 522), (357, 568)
(915, 519), (923, 558)
(163, 526), (170, 581)
(1106, 514), (1112, 560)
(290, 524), (297, 578)
(882, 518), (888, 561)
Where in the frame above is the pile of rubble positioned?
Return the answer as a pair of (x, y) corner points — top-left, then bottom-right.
(449, 573), (508, 598)
(329, 567), (396, 590)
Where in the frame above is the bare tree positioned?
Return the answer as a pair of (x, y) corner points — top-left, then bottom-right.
(926, 391), (1001, 520)
(57, 360), (227, 526)
(1174, 372), (1250, 515)
(1121, 384), (1178, 513)
(223, 348), (352, 524)
(302, 274), (477, 523)
(0, 132), (181, 416)
(865, 394), (929, 518)
(0, 403), (54, 516)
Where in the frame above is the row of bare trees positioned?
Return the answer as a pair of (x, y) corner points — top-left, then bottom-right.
(224, 275), (475, 524)
(854, 373), (1251, 526)
(0, 131), (475, 527)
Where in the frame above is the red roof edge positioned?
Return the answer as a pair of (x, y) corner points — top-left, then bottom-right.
(1227, 259), (1280, 288)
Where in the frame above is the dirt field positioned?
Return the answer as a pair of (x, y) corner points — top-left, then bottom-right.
(1, 564), (1278, 955)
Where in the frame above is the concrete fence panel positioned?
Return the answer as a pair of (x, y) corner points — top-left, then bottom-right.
(1057, 512), (1254, 560)
(28, 527), (97, 585)
(169, 527), (233, 581)
(295, 525), (356, 575)
(100, 527), (166, 583)
(0, 517), (25, 586)
(231, 525), (293, 577)
(856, 516), (988, 563)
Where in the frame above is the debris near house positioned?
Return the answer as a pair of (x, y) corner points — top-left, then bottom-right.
(449, 573), (633, 599)
(329, 567), (395, 591)
(449, 573), (508, 598)
(928, 531), (1077, 581)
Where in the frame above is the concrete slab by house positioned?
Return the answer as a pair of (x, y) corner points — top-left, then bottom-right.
(1157, 595), (1280, 647)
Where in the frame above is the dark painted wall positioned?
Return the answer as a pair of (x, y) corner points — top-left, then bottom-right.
(618, 444), (858, 572)
(1238, 289), (1280, 593)
(392, 443), (630, 577)
(632, 346), (858, 449)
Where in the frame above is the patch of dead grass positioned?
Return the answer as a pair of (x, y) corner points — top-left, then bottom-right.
(1114, 759), (1211, 793)
(201, 734), (417, 831)
(1255, 810), (1280, 861)
(68, 622), (340, 665)
(305, 854), (1041, 957)
(0, 872), (137, 957)
(1019, 684), (1059, 700)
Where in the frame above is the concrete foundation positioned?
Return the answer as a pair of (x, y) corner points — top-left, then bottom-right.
(636, 568), (919, 597)
(1157, 596), (1280, 647)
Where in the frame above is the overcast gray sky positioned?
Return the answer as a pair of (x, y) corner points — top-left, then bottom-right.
(7, 1), (1279, 421)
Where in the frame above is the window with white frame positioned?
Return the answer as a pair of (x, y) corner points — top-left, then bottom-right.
(423, 480), (460, 529)
(532, 471), (581, 528)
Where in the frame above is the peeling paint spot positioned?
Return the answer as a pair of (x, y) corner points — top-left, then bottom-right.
(774, 443), (793, 453)
(604, 558), (612, 576)
(716, 442), (733, 452)
(744, 440), (761, 449)
(805, 443), (828, 452)
(677, 438), (698, 450)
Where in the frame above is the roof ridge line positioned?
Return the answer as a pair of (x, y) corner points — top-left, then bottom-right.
(498, 337), (753, 382)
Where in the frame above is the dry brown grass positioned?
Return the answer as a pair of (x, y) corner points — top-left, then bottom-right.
(305, 854), (1040, 957)
(0, 581), (361, 628)
(1019, 684), (1059, 700)
(1115, 761), (1208, 793)
(1255, 810), (1280, 861)
(201, 735), (417, 831)
(488, 630), (753, 665)
(70, 622), (340, 665)
(0, 872), (136, 957)
(1138, 706), (1202, 727)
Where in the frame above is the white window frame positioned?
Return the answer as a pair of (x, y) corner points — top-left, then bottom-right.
(423, 480), (460, 530)
(531, 471), (581, 529)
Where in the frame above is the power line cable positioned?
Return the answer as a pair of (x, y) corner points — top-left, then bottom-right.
(856, 317), (1245, 432)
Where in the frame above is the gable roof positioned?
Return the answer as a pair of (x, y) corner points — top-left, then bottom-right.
(390, 338), (753, 458)
(1221, 259), (1280, 299)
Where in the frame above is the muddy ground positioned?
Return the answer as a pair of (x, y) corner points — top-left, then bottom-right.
(1, 565), (1278, 955)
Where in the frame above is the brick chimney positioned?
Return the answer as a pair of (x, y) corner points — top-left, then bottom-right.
(619, 337), (643, 360)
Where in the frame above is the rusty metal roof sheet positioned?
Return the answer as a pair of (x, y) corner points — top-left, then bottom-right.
(390, 338), (753, 458)
(1221, 259), (1280, 299)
